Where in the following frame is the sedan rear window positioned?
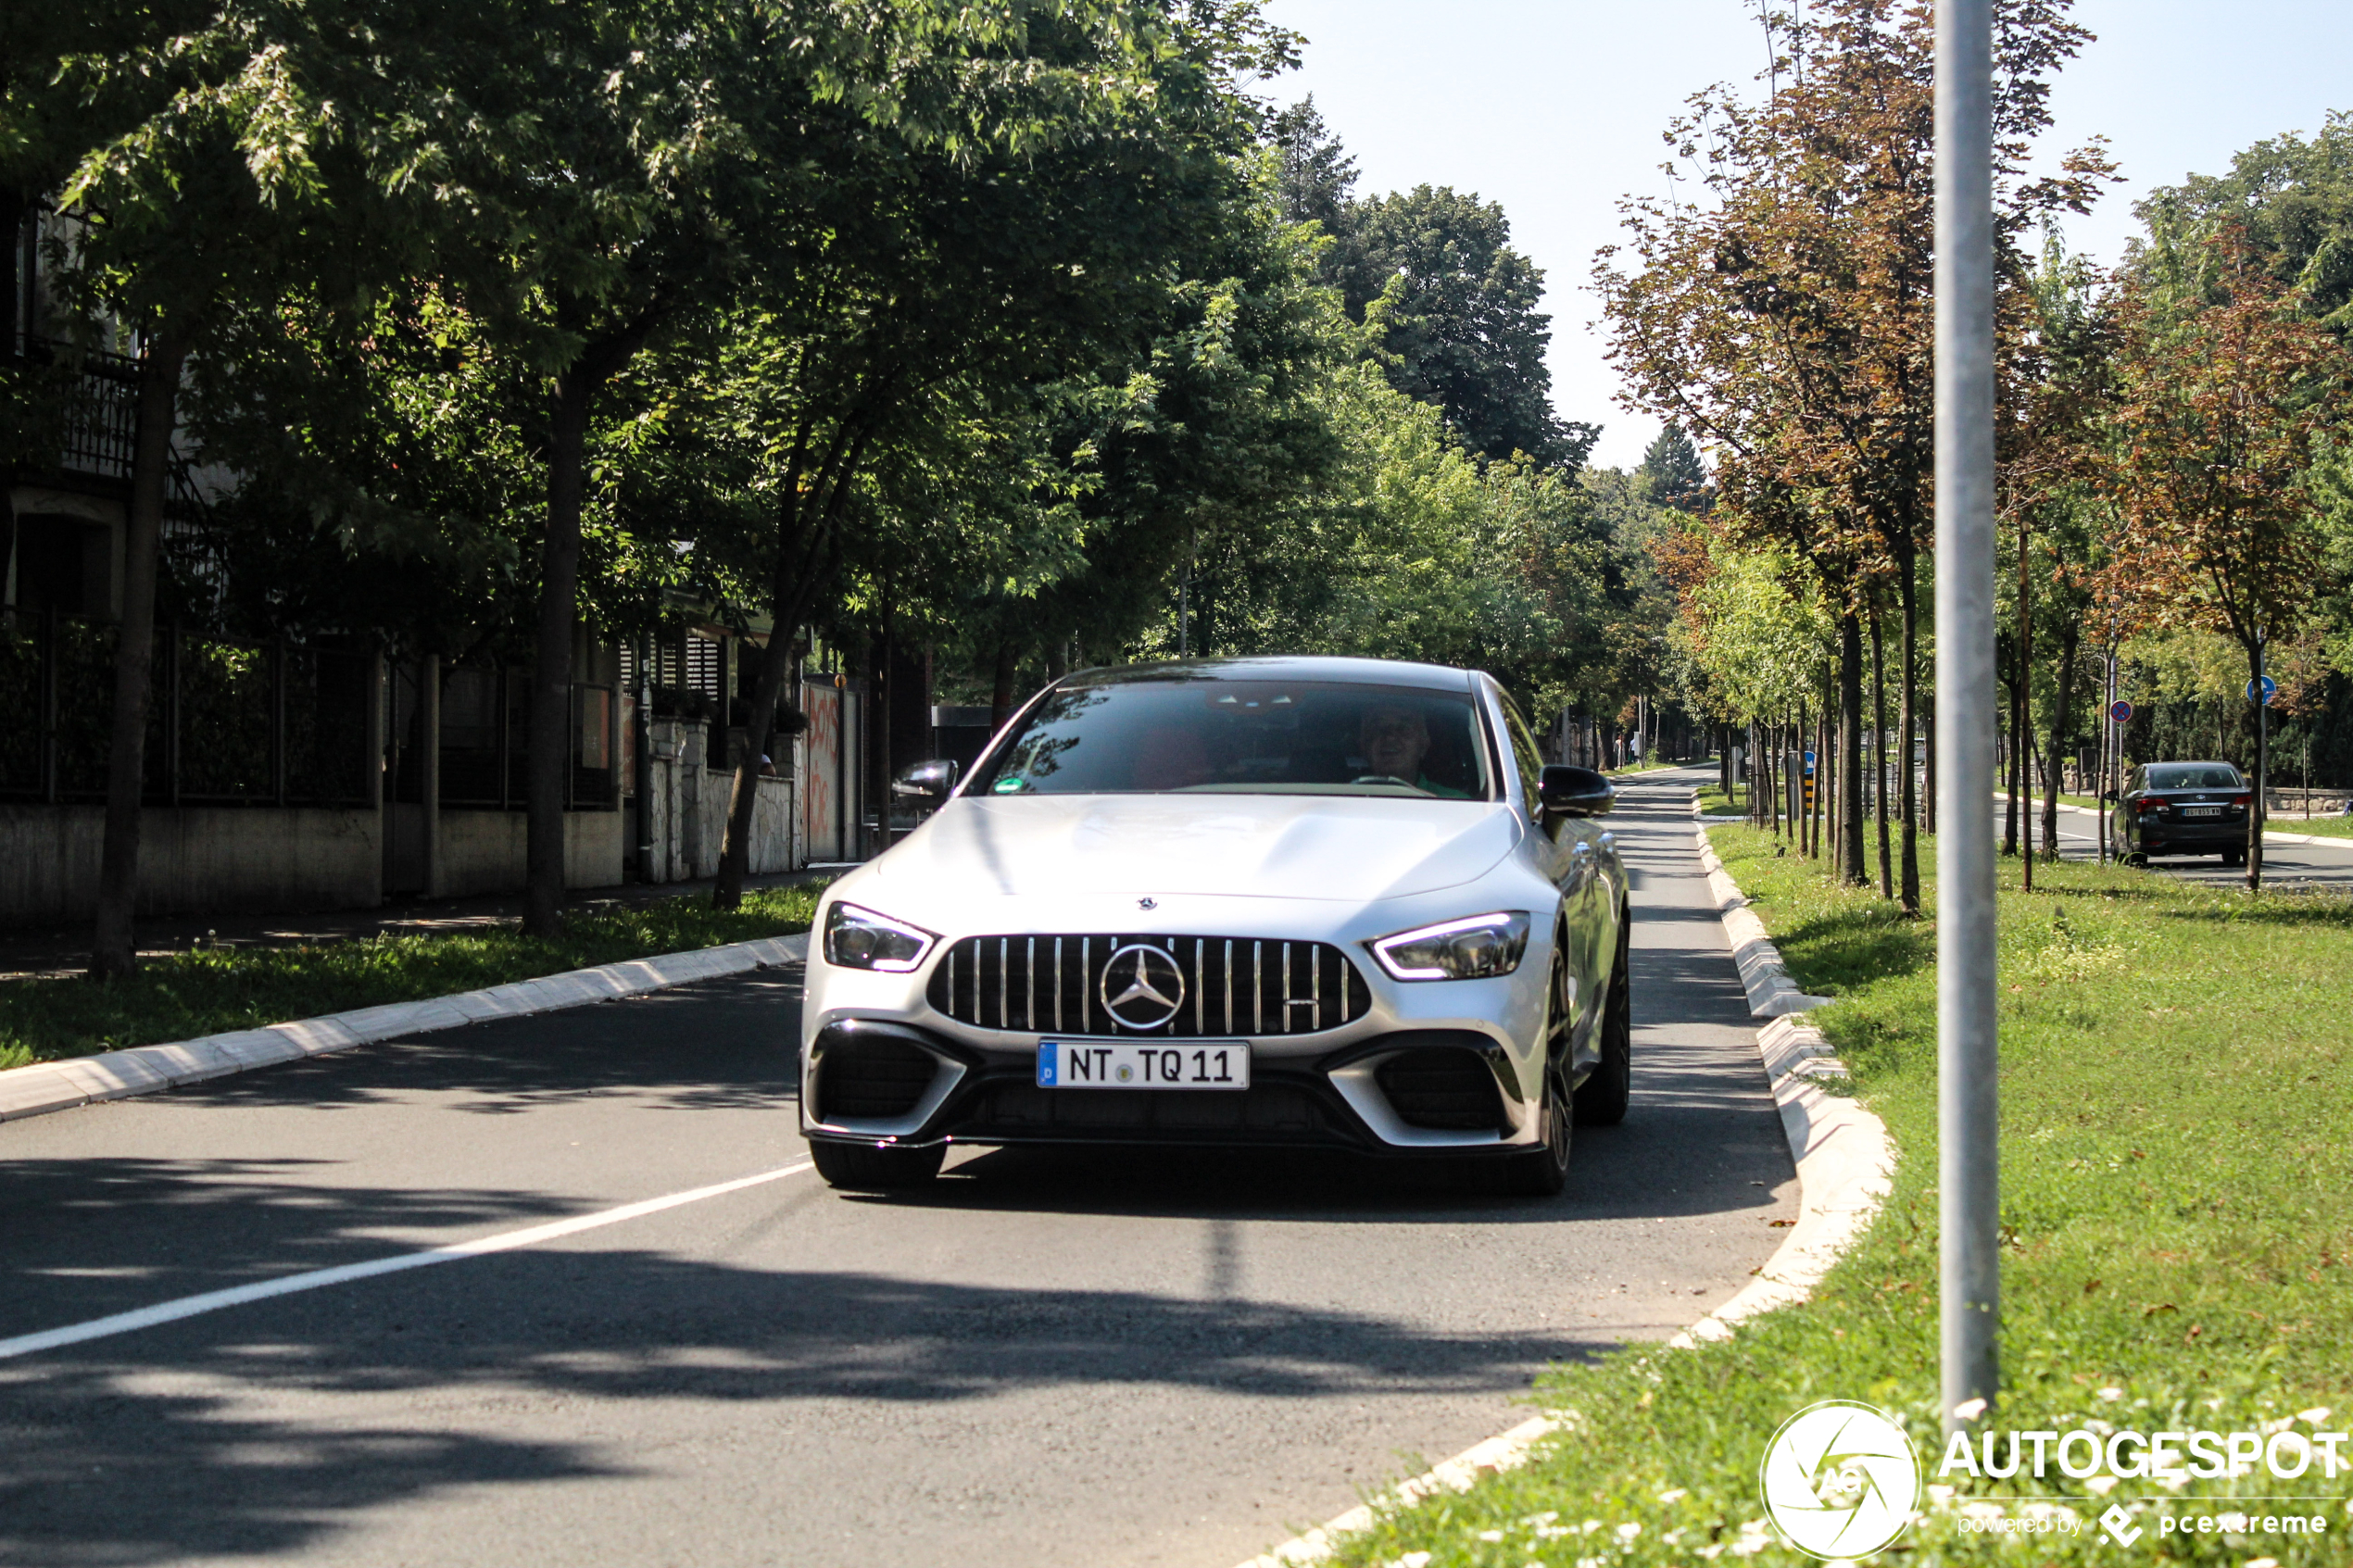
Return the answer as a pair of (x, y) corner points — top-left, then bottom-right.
(2145, 765), (2243, 791)
(969, 680), (1497, 800)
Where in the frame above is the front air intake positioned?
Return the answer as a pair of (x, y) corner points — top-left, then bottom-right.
(1376, 1047), (1507, 1132)
(815, 1036), (939, 1122)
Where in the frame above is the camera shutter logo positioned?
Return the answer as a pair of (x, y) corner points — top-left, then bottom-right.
(1101, 943), (1185, 1031)
(1759, 1401), (1920, 1560)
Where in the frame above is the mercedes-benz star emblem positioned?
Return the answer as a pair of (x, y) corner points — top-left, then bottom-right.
(1137, 897), (1158, 910)
(1100, 943), (1186, 1031)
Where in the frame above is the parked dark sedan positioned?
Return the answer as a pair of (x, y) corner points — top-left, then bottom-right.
(2112, 761), (2251, 863)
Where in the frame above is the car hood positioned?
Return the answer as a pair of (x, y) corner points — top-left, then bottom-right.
(871, 794), (1522, 903)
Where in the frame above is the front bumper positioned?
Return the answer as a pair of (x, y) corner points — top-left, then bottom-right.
(802, 1015), (1548, 1160)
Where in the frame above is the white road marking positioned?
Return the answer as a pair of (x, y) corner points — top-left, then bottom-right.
(0, 1158), (816, 1362)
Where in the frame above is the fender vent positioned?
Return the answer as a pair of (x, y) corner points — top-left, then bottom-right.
(1377, 1047), (1506, 1132)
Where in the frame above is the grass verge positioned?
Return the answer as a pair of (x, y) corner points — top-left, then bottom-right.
(1324, 827), (2353, 1566)
(0, 884), (825, 1071)
(1695, 782), (1744, 817)
(2275, 813), (2353, 840)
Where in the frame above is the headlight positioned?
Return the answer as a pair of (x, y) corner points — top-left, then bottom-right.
(822, 901), (938, 972)
(1368, 911), (1531, 981)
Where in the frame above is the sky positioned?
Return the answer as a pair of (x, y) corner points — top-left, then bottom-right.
(1260, 0), (2353, 470)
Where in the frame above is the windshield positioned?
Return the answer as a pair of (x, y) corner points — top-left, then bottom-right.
(2145, 765), (2243, 791)
(968, 679), (1497, 800)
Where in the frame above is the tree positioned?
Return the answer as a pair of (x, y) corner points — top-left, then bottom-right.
(14, 3), (412, 976)
(1600, 0), (2109, 904)
(1267, 95), (1357, 232)
(2105, 225), (2351, 890)
(1332, 185), (1594, 470)
(1638, 423), (1709, 511)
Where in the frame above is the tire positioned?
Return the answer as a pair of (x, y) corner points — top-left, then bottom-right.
(810, 1138), (945, 1192)
(1575, 912), (1633, 1126)
(2222, 848), (2246, 867)
(1499, 940), (1575, 1197)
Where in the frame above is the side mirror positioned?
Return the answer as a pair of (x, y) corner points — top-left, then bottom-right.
(1538, 764), (1616, 818)
(891, 758), (959, 801)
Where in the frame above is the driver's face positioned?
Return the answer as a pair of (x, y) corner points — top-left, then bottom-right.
(1360, 705), (1430, 779)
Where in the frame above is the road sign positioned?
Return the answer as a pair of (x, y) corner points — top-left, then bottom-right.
(2247, 676), (2277, 706)
(2108, 699), (2133, 723)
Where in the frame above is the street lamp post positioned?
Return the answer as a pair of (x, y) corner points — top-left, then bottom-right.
(1935, 0), (2000, 1429)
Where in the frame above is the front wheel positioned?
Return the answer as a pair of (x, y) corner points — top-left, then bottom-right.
(1574, 912), (1633, 1126)
(810, 1138), (945, 1192)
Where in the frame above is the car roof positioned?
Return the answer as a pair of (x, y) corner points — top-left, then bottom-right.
(1061, 656), (1483, 693)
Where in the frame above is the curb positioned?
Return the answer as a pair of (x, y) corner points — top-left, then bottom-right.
(0, 933), (811, 1126)
(1234, 787), (1893, 1568)
(1693, 829), (1832, 1017)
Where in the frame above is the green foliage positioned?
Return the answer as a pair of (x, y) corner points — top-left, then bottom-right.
(0, 884), (824, 1069)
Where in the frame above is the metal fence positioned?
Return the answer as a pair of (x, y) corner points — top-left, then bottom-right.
(0, 609), (372, 806)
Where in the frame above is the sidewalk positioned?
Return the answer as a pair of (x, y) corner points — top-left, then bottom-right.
(0, 868), (836, 982)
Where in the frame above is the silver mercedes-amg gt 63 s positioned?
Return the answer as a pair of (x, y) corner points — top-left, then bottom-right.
(799, 655), (1631, 1197)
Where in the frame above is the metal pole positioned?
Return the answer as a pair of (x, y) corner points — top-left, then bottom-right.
(1936, 0), (2000, 1429)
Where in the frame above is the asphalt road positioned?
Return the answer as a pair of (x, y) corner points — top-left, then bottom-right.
(2002, 797), (2353, 890)
(0, 768), (1793, 1568)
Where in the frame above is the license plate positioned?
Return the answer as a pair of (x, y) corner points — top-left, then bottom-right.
(1037, 1041), (1251, 1090)
(2180, 807), (2221, 818)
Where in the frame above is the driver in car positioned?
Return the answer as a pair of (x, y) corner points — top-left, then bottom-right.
(1358, 701), (1468, 798)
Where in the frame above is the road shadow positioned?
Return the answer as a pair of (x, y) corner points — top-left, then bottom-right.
(0, 1243), (1625, 1567)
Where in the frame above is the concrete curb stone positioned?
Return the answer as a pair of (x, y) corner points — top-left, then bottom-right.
(0, 932), (811, 1126)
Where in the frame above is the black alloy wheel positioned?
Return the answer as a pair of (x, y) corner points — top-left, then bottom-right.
(811, 1138), (946, 1192)
(1574, 909), (1633, 1126)
(1499, 940), (1575, 1197)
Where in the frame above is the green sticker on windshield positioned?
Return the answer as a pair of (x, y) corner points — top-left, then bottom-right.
(991, 776), (1029, 794)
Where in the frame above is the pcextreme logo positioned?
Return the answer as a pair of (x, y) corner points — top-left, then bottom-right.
(1759, 1401), (1922, 1560)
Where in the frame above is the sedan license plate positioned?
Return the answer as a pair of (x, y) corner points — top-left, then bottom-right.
(2180, 807), (2221, 818)
(1037, 1040), (1251, 1090)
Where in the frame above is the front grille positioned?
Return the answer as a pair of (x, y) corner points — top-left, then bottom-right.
(1377, 1047), (1506, 1131)
(815, 1038), (939, 1121)
(926, 934), (1373, 1037)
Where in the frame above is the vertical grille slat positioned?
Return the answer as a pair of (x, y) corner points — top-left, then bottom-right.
(926, 933), (1371, 1039)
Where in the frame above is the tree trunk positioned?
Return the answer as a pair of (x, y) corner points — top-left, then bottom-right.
(523, 320), (657, 937)
(1896, 550), (1920, 915)
(714, 427), (873, 909)
(522, 371), (593, 937)
(2249, 635), (2267, 894)
(88, 328), (188, 980)
(2042, 622), (2079, 867)
(1870, 603), (1893, 898)
(1838, 612), (1867, 885)
(2017, 512), (2034, 892)
(990, 636), (1019, 731)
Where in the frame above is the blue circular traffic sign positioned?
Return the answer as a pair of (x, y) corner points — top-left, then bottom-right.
(2108, 699), (2133, 723)
(2247, 676), (2277, 706)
